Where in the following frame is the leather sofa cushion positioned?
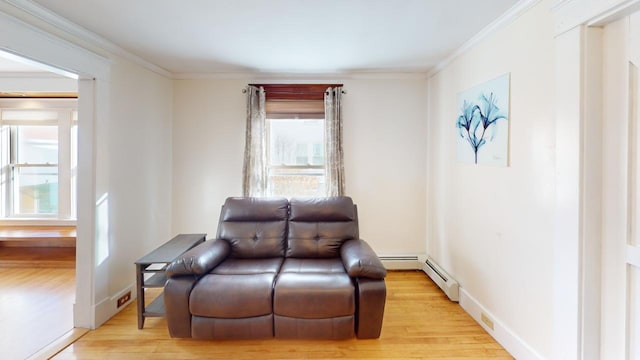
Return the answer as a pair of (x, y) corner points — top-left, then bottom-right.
(190, 273), (275, 318)
(212, 258), (283, 275)
(286, 197), (358, 258)
(221, 197), (288, 221)
(289, 197), (355, 222)
(274, 272), (354, 318)
(217, 197), (288, 258)
(287, 221), (357, 258)
(219, 221), (286, 258)
(280, 258), (346, 274)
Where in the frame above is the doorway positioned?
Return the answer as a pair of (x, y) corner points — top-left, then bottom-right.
(0, 54), (79, 359)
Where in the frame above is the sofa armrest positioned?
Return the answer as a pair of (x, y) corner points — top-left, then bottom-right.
(166, 239), (230, 277)
(340, 239), (387, 279)
(355, 277), (386, 338)
(164, 276), (198, 338)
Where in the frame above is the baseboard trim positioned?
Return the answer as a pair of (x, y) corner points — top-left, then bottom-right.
(459, 288), (544, 360)
(94, 282), (135, 328)
(379, 255), (422, 270)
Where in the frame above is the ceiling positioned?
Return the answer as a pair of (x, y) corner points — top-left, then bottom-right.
(8, 0), (521, 75)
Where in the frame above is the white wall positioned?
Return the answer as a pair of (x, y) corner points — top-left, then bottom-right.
(172, 79), (245, 237)
(103, 58), (173, 301)
(73, 55), (174, 325)
(426, 1), (555, 358)
(172, 77), (428, 255)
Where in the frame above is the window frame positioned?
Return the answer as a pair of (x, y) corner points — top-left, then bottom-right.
(248, 83), (343, 198)
(0, 98), (77, 220)
(265, 117), (326, 197)
(243, 83), (342, 197)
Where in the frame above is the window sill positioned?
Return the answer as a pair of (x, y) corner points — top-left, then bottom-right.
(0, 218), (77, 226)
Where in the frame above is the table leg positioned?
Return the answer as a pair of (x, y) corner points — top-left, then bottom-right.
(136, 263), (145, 329)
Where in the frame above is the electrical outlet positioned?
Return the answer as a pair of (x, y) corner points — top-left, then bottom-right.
(481, 312), (494, 331)
(117, 291), (131, 308)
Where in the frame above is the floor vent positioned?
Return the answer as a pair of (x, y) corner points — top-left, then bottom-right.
(420, 256), (459, 302)
(379, 255), (420, 270)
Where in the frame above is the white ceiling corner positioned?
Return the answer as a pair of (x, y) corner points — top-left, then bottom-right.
(427, 0), (542, 78)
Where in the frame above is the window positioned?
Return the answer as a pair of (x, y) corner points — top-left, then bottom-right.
(0, 99), (77, 219)
(12, 125), (59, 214)
(244, 84), (344, 198)
(258, 84), (336, 197)
(267, 118), (325, 197)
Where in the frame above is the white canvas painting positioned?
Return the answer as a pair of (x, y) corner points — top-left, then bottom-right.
(455, 73), (510, 166)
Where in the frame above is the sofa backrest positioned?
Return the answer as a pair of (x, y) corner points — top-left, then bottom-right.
(217, 197), (289, 258)
(286, 197), (358, 258)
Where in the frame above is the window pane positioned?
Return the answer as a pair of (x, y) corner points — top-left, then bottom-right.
(311, 143), (324, 165)
(267, 118), (326, 197)
(268, 168), (325, 197)
(17, 126), (58, 164)
(269, 119), (324, 166)
(13, 166), (58, 215)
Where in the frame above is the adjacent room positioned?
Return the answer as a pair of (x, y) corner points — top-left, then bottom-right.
(0, 54), (78, 360)
(0, 0), (639, 359)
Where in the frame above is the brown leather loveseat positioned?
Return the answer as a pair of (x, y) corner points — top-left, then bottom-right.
(164, 196), (387, 339)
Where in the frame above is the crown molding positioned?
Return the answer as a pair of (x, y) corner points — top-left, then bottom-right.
(173, 71), (429, 81)
(5, 0), (172, 78)
(427, 0), (541, 78)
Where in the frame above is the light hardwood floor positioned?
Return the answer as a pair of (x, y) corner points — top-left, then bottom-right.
(53, 271), (513, 359)
(0, 267), (75, 360)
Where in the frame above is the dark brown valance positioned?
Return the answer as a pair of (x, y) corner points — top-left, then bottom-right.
(249, 84), (342, 101)
(248, 84), (343, 119)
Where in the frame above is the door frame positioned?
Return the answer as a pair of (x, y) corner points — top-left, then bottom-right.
(0, 9), (110, 329)
(552, 0), (640, 358)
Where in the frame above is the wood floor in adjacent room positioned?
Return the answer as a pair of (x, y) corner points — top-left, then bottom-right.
(53, 271), (513, 360)
(0, 265), (75, 360)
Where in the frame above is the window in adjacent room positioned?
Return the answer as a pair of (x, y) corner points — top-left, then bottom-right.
(0, 99), (77, 219)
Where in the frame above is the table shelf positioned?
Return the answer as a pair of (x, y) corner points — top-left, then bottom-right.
(135, 233), (206, 329)
(143, 294), (166, 317)
(143, 272), (167, 288)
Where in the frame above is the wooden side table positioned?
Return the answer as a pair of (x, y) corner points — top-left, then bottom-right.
(135, 233), (206, 329)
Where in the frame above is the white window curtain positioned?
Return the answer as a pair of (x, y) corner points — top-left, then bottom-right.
(242, 86), (267, 197)
(324, 87), (345, 196)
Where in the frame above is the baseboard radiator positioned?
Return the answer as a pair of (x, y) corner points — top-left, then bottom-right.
(419, 255), (459, 302)
(378, 255), (420, 270)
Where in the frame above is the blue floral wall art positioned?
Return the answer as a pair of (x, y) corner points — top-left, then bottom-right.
(455, 73), (510, 166)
